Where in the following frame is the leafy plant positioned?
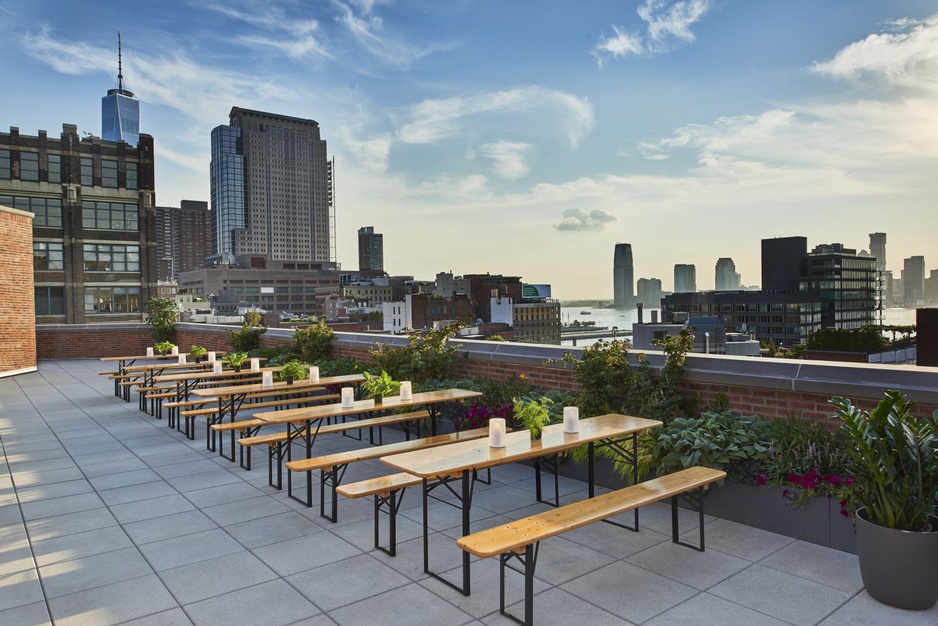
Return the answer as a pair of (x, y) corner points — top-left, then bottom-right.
(293, 322), (335, 362)
(370, 323), (462, 383)
(146, 298), (177, 343)
(454, 402), (514, 432)
(225, 352), (248, 367)
(154, 341), (175, 355)
(362, 370), (401, 400)
(834, 391), (938, 531)
(188, 345), (207, 360)
(229, 311), (267, 353)
(279, 359), (309, 383)
(512, 396), (554, 439)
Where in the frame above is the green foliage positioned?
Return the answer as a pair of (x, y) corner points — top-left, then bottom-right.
(279, 359), (309, 382)
(154, 341), (175, 355)
(369, 323), (461, 383)
(228, 313), (267, 353)
(760, 339), (776, 357)
(708, 392), (730, 413)
(146, 298), (177, 343)
(485, 335), (506, 341)
(651, 412), (770, 483)
(293, 323), (335, 363)
(834, 391), (938, 531)
(512, 396), (554, 439)
(362, 370), (401, 400)
(474, 375), (534, 406)
(806, 327), (888, 354)
(188, 345), (207, 359)
(314, 357), (362, 377)
(225, 352), (248, 367)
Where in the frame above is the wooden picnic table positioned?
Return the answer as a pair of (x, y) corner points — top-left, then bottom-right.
(380, 413), (663, 596)
(153, 365), (282, 422)
(121, 361), (211, 411)
(100, 353), (178, 400)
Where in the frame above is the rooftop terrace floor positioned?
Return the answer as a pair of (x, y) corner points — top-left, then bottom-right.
(1, 361), (936, 625)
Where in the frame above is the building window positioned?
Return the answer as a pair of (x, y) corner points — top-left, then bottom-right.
(48, 155), (62, 184)
(84, 286), (141, 313)
(0, 195), (63, 227)
(35, 286), (65, 315)
(126, 162), (137, 190)
(34, 242), (64, 270)
(81, 201), (139, 231)
(0, 149), (10, 179)
(81, 157), (93, 186)
(83, 244), (140, 272)
(102, 159), (118, 188)
(20, 152), (39, 181)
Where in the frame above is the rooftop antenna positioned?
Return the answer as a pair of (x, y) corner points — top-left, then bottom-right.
(109, 32), (134, 97)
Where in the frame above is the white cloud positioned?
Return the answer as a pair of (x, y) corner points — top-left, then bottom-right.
(332, 0), (439, 68)
(473, 141), (532, 180)
(200, 2), (331, 60)
(398, 86), (594, 148)
(554, 208), (619, 232)
(593, 0), (712, 66)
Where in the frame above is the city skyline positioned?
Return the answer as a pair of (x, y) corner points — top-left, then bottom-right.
(2, 1), (936, 298)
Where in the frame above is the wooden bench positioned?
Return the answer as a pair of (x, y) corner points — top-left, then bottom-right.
(285, 427), (491, 526)
(456, 466), (727, 625)
(242, 410), (433, 494)
(337, 472), (424, 556)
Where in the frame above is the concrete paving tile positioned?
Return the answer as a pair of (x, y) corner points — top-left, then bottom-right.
(31, 525), (135, 567)
(515, 533), (617, 586)
(183, 579), (321, 626)
(200, 494), (293, 526)
(330, 510), (425, 554)
(183, 481), (268, 509)
(0, 600), (53, 626)
(709, 564), (851, 626)
(0, 569), (47, 612)
(645, 591), (790, 626)
(116, 607), (194, 625)
(87, 468), (163, 491)
(760, 540), (863, 593)
(561, 560), (698, 623)
(151, 458), (224, 480)
(329, 582), (473, 626)
(80, 458), (151, 477)
(160, 551), (278, 605)
(98, 480), (177, 506)
(485, 587), (627, 626)
(138, 528), (243, 571)
(253, 530), (362, 577)
(287, 553), (410, 612)
(5, 446), (71, 465)
(9, 456), (77, 474)
(222, 510), (322, 549)
(72, 449), (140, 467)
(819, 590), (938, 625)
(686, 517), (795, 562)
(0, 535), (36, 576)
(39, 546), (153, 598)
(48, 573), (177, 626)
(25, 507), (120, 542)
(109, 494), (196, 524)
(13, 478), (95, 503)
(122, 510), (218, 546)
(164, 470), (244, 494)
(626, 541), (751, 590)
(20, 492), (106, 521)
(0, 503), (23, 526)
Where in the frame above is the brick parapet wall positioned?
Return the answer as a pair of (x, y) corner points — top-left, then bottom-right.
(36, 324), (938, 422)
(0, 206), (37, 377)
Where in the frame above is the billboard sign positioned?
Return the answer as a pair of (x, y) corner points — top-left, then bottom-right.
(521, 284), (551, 300)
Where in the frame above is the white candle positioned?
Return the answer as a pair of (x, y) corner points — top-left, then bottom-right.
(207, 351), (216, 362)
(262, 371), (273, 388)
(400, 381), (412, 401)
(489, 418), (507, 448)
(146, 347), (154, 357)
(341, 387), (355, 408)
(250, 358), (260, 371)
(171, 346), (178, 355)
(563, 406), (580, 433)
(178, 354), (186, 364)
(309, 366), (319, 384)
(213, 361), (223, 374)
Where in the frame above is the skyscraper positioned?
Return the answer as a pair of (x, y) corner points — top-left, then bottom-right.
(101, 34), (140, 147)
(636, 277), (662, 308)
(210, 107), (334, 265)
(762, 236), (807, 292)
(715, 258), (741, 291)
(156, 200), (212, 281)
(613, 243), (634, 306)
(903, 256), (926, 307)
(801, 243), (877, 329)
(674, 264), (697, 293)
(358, 226), (384, 273)
(869, 232), (887, 271)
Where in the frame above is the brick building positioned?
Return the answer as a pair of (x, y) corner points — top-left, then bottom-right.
(155, 200), (211, 281)
(0, 205), (37, 376)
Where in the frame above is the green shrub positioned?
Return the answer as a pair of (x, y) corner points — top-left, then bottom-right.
(146, 298), (177, 343)
(229, 312), (267, 353)
(293, 322), (335, 362)
(370, 323), (461, 383)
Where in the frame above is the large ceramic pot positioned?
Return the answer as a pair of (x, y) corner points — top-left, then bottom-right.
(855, 507), (938, 610)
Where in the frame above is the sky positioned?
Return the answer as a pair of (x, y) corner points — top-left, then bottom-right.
(2, 0), (937, 299)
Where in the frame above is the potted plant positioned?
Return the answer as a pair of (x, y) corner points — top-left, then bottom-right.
(154, 341), (175, 356)
(512, 396), (554, 439)
(362, 370), (401, 404)
(834, 391), (938, 610)
(279, 359), (308, 385)
(189, 345), (207, 362)
(226, 352), (248, 372)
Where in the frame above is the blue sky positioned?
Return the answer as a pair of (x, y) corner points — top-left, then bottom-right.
(2, 0), (936, 299)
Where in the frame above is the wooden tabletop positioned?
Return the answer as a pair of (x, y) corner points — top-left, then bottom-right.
(155, 366), (282, 383)
(123, 361), (209, 373)
(381, 413), (662, 478)
(253, 388), (483, 426)
(191, 373), (366, 398)
(100, 354), (178, 362)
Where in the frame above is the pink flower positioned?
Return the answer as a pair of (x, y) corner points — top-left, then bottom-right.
(756, 474), (767, 486)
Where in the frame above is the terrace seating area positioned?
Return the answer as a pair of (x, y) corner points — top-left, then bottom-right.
(1, 360), (936, 625)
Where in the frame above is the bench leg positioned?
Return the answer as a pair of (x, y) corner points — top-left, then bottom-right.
(373, 488), (405, 556)
(499, 544), (539, 626)
(267, 443), (283, 490)
(671, 487), (706, 551)
(319, 464), (348, 523)
(533, 454), (560, 507)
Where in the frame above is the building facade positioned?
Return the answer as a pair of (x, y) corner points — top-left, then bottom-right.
(613, 243), (634, 306)
(869, 232), (886, 271)
(673, 264), (697, 293)
(636, 277), (663, 309)
(715, 257), (741, 291)
(800, 243), (877, 330)
(101, 36), (140, 148)
(357, 226), (384, 273)
(155, 200), (211, 281)
(1, 124), (157, 323)
(902, 255), (926, 307)
(762, 236), (807, 292)
(210, 107), (334, 265)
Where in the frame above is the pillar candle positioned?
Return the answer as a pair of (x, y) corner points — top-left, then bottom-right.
(262, 371), (273, 388)
(177, 354), (186, 364)
(309, 366), (319, 384)
(341, 387), (355, 408)
(171, 346), (178, 355)
(146, 347), (154, 357)
(400, 381), (412, 401)
(489, 418), (507, 448)
(213, 361), (223, 374)
(250, 358), (260, 371)
(563, 406), (580, 433)
(207, 351), (216, 362)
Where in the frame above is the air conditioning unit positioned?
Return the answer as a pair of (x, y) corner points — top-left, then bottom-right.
(672, 312), (689, 323)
